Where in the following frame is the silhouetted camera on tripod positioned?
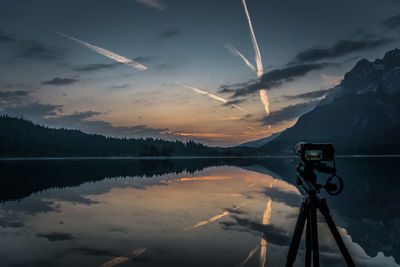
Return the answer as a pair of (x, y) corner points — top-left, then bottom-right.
(286, 142), (355, 267)
(294, 142), (343, 196)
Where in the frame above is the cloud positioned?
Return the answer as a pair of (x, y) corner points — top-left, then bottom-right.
(381, 14), (400, 29)
(111, 83), (130, 89)
(136, 0), (165, 10)
(71, 247), (116, 257)
(258, 100), (319, 126)
(43, 111), (171, 139)
(2, 103), (63, 119)
(41, 77), (78, 86)
(37, 232), (75, 241)
(159, 28), (181, 39)
(282, 88), (332, 101)
(15, 40), (65, 61)
(222, 63), (331, 98)
(0, 90), (29, 99)
(293, 38), (393, 63)
(134, 56), (153, 63)
(0, 30), (16, 43)
(73, 62), (121, 72)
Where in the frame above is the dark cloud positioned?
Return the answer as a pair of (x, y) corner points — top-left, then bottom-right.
(111, 83), (130, 89)
(134, 56), (153, 63)
(37, 232), (75, 242)
(159, 28), (181, 39)
(293, 38), (393, 64)
(15, 40), (65, 61)
(223, 99), (247, 106)
(265, 187), (302, 207)
(0, 90), (29, 99)
(70, 246), (116, 257)
(2, 103), (63, 119)
(381, 14), (400, 29)
(282, 88), (332, 101)
(0, 218), (25, 228)
(73, 62), (121, 72)
(41, 77), (78, 86)
(0, 30), (16, 43)
(258, 100), (319, 126)
(222, 63), (330, 98)
(222, 216), (291, 246)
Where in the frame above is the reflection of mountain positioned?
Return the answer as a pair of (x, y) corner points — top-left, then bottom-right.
(262, 48), (400, 154)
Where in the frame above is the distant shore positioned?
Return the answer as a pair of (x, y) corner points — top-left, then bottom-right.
(1, 155), (400, 160)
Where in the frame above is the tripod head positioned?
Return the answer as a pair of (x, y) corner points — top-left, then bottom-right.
(294, 142), (343, 196)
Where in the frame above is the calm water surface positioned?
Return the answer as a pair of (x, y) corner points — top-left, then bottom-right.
(0, 158), (399, 267)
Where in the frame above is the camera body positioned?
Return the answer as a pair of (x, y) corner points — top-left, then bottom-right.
(295, 142), (335, 163)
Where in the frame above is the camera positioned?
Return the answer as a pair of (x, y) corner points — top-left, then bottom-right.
(295, 142), (335, 162)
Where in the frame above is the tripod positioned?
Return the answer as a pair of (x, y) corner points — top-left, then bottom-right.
(285, 179), (356, 267)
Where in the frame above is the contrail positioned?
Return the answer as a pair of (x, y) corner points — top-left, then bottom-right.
(184, 85), (249, 113)
(55, 31), (147, 71)
(241, 0), (270, 115)
(184, 203), (246, 231)
(98, 248), (146, 267)
(225, 43), (257, 73)
(238, 246), (259, 267)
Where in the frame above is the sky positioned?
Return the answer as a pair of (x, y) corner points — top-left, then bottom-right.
(0, 0), (399, 146)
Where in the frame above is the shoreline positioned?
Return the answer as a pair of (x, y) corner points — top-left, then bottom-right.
(1, 154), (400, 160)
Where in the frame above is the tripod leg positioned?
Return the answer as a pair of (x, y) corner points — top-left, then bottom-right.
(305, 213), (312, 267)
(286, 200), (310, 267)
(310, 203), (320, 267)
(318, 199), (356, 267)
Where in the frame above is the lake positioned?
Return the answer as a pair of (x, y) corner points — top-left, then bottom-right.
(0, 157), (399, 267)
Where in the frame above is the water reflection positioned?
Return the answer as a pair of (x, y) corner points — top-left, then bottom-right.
(0, 158), (398, 266)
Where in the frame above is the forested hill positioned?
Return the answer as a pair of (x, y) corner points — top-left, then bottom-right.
(0, 116), (243, 157)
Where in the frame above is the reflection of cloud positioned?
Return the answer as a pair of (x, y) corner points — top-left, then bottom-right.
(37, 232), (75, 241)
(184, 203), (246, 231)
(222, 216), (291, 247)
(99, 248), (147, 267)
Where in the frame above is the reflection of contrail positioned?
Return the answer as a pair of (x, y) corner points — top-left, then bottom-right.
(239, 246), (259, 267)
(259, 181), (274, 267)
(184, 85), (249, 113)
(260, 198), (272, 267)
(55, 32), (147, 71)
(241, 0), (270, 115)
(98, 248), (146, 267)
(184, 203), (246, 231)
(225, 43), (256, 73)
(161, 176), (229, 183)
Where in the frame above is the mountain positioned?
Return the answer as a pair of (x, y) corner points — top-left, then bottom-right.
(261, 48), (400, 155)
(0, 116), (242, 157)
(237, 132), (281, 148)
